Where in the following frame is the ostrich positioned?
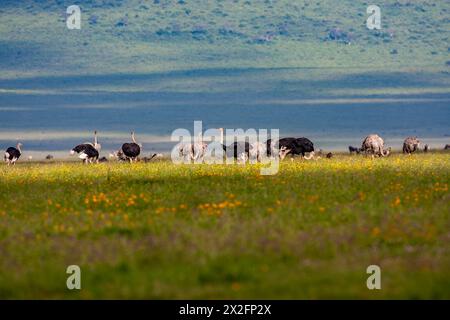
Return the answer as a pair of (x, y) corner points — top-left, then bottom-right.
(70, 131), (101, 164)
(194, 143), (208, 162)
(179, 132), (209, 163)
(225, 142), (250, 161)
(266, 137), (315, 159)
(4, 142), (23, 165)
(219, 128), (250, 161)
(278, 146), (291, 160)
(403, 136), (420, 154)
(361, 134), (391, 158)
(349, 146), (362, 154)
(266, 137), (294, 157)
(266, 140), (291, 160)
(249, 141), (266, 162)
(177, 133), (207, 163)
(193, 133), (208, 162)
(178, 143), (195, 162)
(142, 153), (162, 162)
(118, 131), (141, 163)
(297, 137), (315, 159)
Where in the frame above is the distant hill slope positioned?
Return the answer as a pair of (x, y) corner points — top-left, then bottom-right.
(0, 0), (449, 78)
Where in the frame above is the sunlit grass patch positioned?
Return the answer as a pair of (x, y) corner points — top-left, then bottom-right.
(0, 153), (449, 298)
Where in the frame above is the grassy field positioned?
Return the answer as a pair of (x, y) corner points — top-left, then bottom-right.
(0, 153), (449, 299)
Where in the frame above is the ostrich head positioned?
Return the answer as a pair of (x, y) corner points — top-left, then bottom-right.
(16, 142), (23, 151)
(279, 146), (291, 160)
(93, 131), (101, 151)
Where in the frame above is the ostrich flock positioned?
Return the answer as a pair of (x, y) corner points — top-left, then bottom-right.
(2, 130), (449, 166)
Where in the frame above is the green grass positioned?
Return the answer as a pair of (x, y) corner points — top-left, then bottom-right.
(0, 153), (449, 299)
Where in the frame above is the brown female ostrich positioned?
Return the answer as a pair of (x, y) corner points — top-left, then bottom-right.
(403, 136), (420, 154)
(361, 134), (391, 158)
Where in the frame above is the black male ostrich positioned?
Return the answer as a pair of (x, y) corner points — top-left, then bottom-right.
(120, 132), (141, 163)
(4, 142), (23, 165)
(266, 137), (315, 159)
(295, 137), (315, 159)
(70, 131), (101, 164)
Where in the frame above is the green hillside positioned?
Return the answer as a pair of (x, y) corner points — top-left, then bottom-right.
(0, 0), (449, 78)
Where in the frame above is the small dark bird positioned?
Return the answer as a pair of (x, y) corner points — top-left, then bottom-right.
(98, 156), (108, 163)
(4, 142), (23, 165)
(326, 152), (333, 158)
(45, 154), (54, 160)
(445, 144), (450, 150)
(423, 144), (429, 153)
